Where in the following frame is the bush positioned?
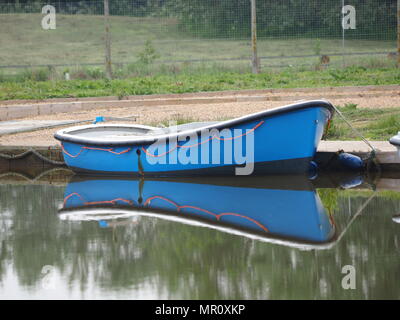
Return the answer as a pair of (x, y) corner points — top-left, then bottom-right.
(16, 68), (51, 82)
(136, 40), (160, 65)
(84, 67), (105, 79)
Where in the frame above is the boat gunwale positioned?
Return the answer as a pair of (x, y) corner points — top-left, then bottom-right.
(54, 99), (334, 147)
(58, 206), (338, 251)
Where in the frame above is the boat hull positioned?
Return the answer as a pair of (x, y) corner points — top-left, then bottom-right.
(56, 101), (333, 176)
(60, 175), (336, 245)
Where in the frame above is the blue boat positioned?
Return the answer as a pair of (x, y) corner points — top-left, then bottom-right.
(59, 175), (338, 249)
(54, 100), (334, 176)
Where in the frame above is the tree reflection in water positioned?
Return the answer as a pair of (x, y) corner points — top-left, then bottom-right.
(0, 182), (399, 299)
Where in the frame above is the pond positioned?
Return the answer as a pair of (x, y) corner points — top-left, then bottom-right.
(0, 170), (399, 299)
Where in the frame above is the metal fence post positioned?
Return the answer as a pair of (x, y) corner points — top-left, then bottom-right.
(251, 0), (260, 74)
(342, 0), (345, 68)
(397, 0), (400, 68)
(104, 0), (113, 79)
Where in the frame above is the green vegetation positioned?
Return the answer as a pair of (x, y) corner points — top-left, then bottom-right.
(317, 189), (339, 215)
(325, 103), (400, 141)
(3, 1), (396, 39)
(0, 13), (396, 70)
(366, 115), (400, 138)
(173, 0), (397, 39)
(151, 116), (201, 129)
(339, 189), (400, 200)
(136, 40), (160, 66)
(0, 66), (399, 101)
(1, 66), (398, 142)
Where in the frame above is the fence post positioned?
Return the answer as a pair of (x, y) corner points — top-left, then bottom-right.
(251, 0), (260, 74)
(104, 0), (112, 79)
(397, 0), (400, 68)
(341, 0), (345, 68)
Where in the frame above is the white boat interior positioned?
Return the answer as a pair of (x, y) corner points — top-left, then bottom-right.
(64, 121), (219, 141)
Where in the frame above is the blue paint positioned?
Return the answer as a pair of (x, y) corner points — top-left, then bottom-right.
(98, 220), (109, 228)
(338, 152), (363, 170)
(60, 106), (331, 175)
(93, 116), (105, 124)
(340, 175), (363, 189)
(62, 177), (335, 243)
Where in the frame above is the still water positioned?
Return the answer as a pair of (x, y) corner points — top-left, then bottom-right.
(0, 171), (399, 299)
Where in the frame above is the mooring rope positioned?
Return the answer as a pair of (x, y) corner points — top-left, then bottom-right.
(332, 105), (376, 153)
(331, 105), (381, 173)
(0, 148), (65, 166)
(332, 191), (377, 245)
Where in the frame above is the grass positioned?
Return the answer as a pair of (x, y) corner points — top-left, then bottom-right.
(325, 103), (400, 141)
(0, 13), (397, 70)
(366, 115), (400, 138)
(0, 65), (399, 101)
(149, 116), (201, 129)
(335, 189), (400, 200)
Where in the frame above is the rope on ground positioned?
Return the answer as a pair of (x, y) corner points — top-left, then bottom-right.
(0, 148), (65, 166)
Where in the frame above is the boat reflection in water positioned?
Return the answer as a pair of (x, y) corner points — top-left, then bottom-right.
(59, 173), (367, 250)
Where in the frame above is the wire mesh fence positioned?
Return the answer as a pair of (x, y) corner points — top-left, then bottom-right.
(0, 0), (398, 78)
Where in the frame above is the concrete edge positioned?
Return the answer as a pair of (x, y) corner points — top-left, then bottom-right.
(0, 120), (91, 136)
